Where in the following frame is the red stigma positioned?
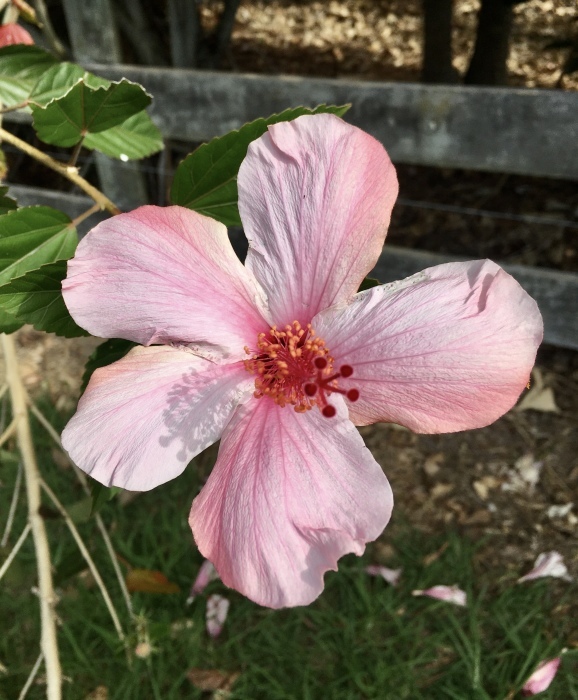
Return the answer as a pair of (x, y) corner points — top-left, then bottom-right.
(244, 321), (360, 417)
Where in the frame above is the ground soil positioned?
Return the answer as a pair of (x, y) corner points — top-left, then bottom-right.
(2, 0), (576, 647)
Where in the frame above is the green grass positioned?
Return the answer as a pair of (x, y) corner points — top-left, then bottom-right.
(0, 403), (576, 699)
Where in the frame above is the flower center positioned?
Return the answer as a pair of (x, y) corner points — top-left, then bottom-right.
(244, 321), (359, 417)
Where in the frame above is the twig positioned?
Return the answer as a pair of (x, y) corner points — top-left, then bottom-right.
(17, 651), (44, 700)
(0, 383), (8, 400)
(71, 202), (101, 228)
(1, 333), (62, 700)
(0, 417), (16, 449)
(32, 0), (68, 58)
(1, 461), (23, 547)
(0, 521), (31, 582)
(0, 127), (121, 215)
(39, 477), (127, 644)
(67, 138), (84, 169)
(27, 401), (133, 616)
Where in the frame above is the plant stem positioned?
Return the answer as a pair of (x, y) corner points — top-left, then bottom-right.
(28, 401), (134, 617)
(0, 127), (121, 215)
(68, 137), (84, 168)
(0, 521), (31, 582)
(18, 652), (44, 700)
(1, 333), (62, 700)
(39, 477), (127, 644)
(1, 461), (22, 547)
(71, 202), (101, 228)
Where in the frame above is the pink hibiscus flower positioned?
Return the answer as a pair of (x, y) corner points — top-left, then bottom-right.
(61, 114), (543, 608)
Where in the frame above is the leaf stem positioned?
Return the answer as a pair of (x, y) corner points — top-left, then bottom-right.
(1, 461), (22, 547)
(71, 203), (101, 228)
(0, 127), (121, 215)
(0, 520), (31, 582)
(1, 333), (62, 700)
(17, 652), (44, 700)
(68, 137), (84, 169)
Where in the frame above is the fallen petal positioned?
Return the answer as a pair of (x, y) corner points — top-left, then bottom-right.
(206, 594), (230, 638)
(365, 565), (402, 586)
(518, 551), (572, 583)
(411, 585), (467, 607)
(522, 657), (561, 696)
(187, 560), (219, 604)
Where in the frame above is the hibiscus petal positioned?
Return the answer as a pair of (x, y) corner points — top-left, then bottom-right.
(190, 396), (393, 608)
(239, 113), (398, 327)
(63, 205), (269, 361)
(313, 260), (543, 432)
(411, 585), (467, 606)
(522, 657), (562, 696)
(62, 345), (253, 491)
(206, 594), (230, 638)
(365, 565), (402, 586)
(518, 551), (572, 583)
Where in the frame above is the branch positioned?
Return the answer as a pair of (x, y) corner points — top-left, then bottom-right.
(39, 477), (127, 644)
(0, 127), (121, 215)
(28, 401), (133, 616)
(1, 461), (22, 547)
(17, 651), (44, 700)
(1, 333), (62, 700)
(0, 521), (31, 582)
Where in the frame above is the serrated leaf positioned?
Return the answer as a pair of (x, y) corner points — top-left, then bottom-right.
(0, 205), (77, 286)
(170, 103), (350, 226)
(29, 61), (109, 108)
(0, 260), (87, 337)
(0, 44), (58, 107)
(358, 276), (380, 292)
(0, 186), (17, 215)
(84, 110), (163, 160)
(81, 338), (135, 392)
(31, 78), (152, 148)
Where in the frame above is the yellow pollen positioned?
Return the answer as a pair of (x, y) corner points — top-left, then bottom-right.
(244, 321), (333, 412)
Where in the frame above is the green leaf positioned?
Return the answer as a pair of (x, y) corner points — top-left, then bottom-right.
(0, 306), (22, 334)
(0, 186), (17, 215)
(170, 103), (351, 226)
(0, 260), (88, 337)
(0, 45), (58, 107)
(0, 205), (77, 286)
(81, 338), (135, 392)
(84, 110), (163, 160)
(31, 78), (152, 148)
(90, 479), (122, 516)
(358, 277), (380, 292)
(29, 62), (109, 108)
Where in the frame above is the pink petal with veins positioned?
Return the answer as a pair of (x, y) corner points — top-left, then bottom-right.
(411, 585), (467, 606)
(522, 657), (561, 696)
(313, 260), (543, 432)
(63, 205), (269, 361)
(239, 113), (397, 328)
(62, 345), (254, 491)
(190, 396), (393, 608)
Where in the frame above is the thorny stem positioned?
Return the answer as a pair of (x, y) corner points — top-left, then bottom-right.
(39, 476), (127, 644)
(1, 333), (62, 700)
(28, 401), (134, 617)
(0, 127), (121, 215)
